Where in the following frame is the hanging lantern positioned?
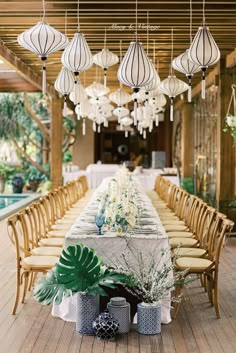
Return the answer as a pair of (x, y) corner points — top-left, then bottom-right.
(144, 61), (161, 96)
(109, 88), (132, 106)
(160, 76), (188, 121)
(188, 25), (220, 99)
(89, 96), (110, 106)
(62, 32), (93, 104)
(86, 82), (110, 98)
(18, 22), (68, 94)
(118, 40), (154, 126)
(54, 67), (74, 116)
(113, 106), (130, 121)
(93, 49), (119, 88)
(149, 94), (167, 108)
(69, 80), (87, 105)
(172, 49), (201, 102)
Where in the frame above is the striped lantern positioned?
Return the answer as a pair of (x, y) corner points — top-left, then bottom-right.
(93, 49), (119, 88)
(54, 67), (74, 116)
(172, 49), (201, 102)
(144, 61), (161, 99)
(188, 25), (220, 99)
(18, 22), (68, 94)
(118, 40), (154, 125)
(160, 75), (188, 121)
(62, 32), (93, 105)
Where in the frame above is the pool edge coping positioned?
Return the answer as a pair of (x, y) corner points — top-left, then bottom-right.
(0, 193), (41, 221)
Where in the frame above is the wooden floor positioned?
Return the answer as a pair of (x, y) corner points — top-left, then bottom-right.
(1, 219), (236, 353)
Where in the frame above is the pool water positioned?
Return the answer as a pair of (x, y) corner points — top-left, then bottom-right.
(0, 195), (27, 209)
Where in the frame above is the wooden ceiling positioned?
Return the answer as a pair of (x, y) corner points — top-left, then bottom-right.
(0, 0), (236, 93)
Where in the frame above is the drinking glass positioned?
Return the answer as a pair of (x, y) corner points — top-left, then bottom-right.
(95, 214), (105, 235)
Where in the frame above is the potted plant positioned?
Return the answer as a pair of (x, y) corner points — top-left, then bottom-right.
(33, 244), (132, 335)
(26, 165), (47, 192)
(12, 173), (25, 193)
(113, 243), (189, 335)
(0, 163), (14, 193)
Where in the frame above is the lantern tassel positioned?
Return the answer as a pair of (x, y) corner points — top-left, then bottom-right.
(82, 119), (86, 136)
(143, 129), (146, 139)
(202, 69), (206, 100)
(42, 63), (46, 95)
(104, 68), (107, 88)
(125, 130), (128, 138)
(155, 115), (159, 126)
(98, 125), (101, 133)
(63, 96), (67, 116)
(170, 97), (174, 122)
(93, 121), (96, 132)
(149, 120), (153, 132)
(188, 76), (192, 103)
(74, 73), (79, 105)
(134, 99), (138, 126)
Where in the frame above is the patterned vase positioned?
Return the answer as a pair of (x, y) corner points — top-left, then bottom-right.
(107, 297), (130, 333)
(93, 310), (119, 340)
(137, 302), (161, 335)
(76, 293), (99, 335)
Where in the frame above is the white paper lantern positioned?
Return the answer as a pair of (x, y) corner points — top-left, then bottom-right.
(62, 32), (93, 104)
(109, 88), (132, 106)
(18, 21), (68, 94)
(54, 67), (74, 116)
(188, 25), (220, 99)
(86, 82), (110, 98)
(160, 75), (188, 121)
(172, 49), (201, 102)
(93, 48), (119, 87)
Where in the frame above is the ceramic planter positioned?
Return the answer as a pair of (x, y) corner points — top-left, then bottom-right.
(137, 302), (161, 335)
(76, 293), (99, 335)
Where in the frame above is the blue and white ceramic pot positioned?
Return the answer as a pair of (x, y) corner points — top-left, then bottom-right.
(137, 302), (161, 335)
(76, 293), (99, 335)
(93, 310), (119, 340)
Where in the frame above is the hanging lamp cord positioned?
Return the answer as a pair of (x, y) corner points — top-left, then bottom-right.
(42, 0), (46, 21)
(203, 0), (206, 25)
(77, 0), (80, 32)
(190, 0), (192, 43)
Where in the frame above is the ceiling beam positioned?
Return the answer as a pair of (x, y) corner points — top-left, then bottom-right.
(0, 39), (57, 97)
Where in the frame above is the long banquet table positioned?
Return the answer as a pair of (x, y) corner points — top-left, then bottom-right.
(52, 178), (172, 324)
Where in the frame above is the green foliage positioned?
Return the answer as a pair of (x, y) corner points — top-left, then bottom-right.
(33, 244), (133, 305)
(25, 165), (49, 182)
(63, 150), (72, 163)
(0, 163), (15, 180)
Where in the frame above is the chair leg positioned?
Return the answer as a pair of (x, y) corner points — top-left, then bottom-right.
(21, 272), (29, 304)
(12, 267), (21, 315)
(172, 283), (184, 319)
(207, 276), (213, 305)
(213, 272), (220, 319)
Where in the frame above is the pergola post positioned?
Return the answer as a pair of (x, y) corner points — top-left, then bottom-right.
(50, 96), (63, 189)
(216, 59), (236, 218)
(181, 102), (194, 178)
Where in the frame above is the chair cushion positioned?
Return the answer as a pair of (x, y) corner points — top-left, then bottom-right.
(31, 247), (62, 257)
(164, 224), (188, 232)
(22, 255), (58, 269)
(173, 247), (207, 258)
(169, 237), (198, 248)
(176, 257), (213, 271)
(51, 224), (71, 231)
(167, 231), (193, 238)
(39, 238), (64, 247)
(47, 230), (66, 238)
(162, 220), (185, 226)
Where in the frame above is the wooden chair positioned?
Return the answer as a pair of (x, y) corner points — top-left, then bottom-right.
(172, 217), (234, 319)
(7, 213), (58, 314)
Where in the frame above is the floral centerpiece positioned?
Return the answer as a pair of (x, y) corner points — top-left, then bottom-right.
(97, 167), (139, 234)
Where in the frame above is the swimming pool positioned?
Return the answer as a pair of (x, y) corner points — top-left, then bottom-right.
(0, 194), (40, 220)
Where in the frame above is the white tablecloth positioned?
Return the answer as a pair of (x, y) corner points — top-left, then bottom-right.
(52, 178), (172, 324)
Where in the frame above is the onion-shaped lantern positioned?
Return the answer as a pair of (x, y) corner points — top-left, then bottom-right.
(160, 75), (188, 121)
(86, 82), (110, 98)
(62, 32), (93, 104)
(89, 96), (110, 106)
(172, 49), (201, 102)
(118, 40), (154, 125)
(69, 81), (87, 105)
(188, 25), (220, 99)
(54, 67), (74, 116)
(109, 88), (132, 106)
(93, 49), (119, 88)
(113, 106), (130, 122)
(144, 61), (161, 98)
(18, 22), (68, 94)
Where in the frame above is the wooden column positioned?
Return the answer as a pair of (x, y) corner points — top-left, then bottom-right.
(181, 102), (194, 178)
(50, 96), (63, 189)
(216, 59), (236, 218)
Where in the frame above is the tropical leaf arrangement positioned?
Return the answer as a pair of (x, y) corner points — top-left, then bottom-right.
(33, 244), (133, 305)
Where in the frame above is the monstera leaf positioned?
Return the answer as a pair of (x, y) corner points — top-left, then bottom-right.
(33, 244), (132, 305)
